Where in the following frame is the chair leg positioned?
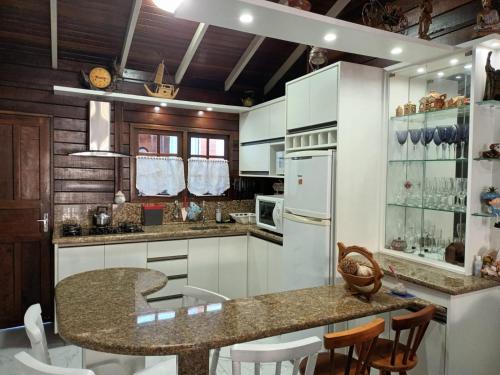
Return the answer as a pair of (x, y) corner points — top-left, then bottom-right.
(209, 348), (220, 375)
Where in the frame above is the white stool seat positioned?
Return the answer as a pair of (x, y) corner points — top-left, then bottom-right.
(135, 360), (173, 375)
(15, 351), (95, 375)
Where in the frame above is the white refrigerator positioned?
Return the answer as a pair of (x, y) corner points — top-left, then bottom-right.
(283, 149), (336, 291)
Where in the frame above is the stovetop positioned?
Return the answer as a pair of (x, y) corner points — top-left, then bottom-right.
(62, 223), (144, 237)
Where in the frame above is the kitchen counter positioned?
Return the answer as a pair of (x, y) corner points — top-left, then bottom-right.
(53, 222), (283, 246)
(56, 268), (418, 374)
(364, 253), (500, 295)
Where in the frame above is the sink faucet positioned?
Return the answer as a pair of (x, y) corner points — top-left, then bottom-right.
(201, 201), (206, 225)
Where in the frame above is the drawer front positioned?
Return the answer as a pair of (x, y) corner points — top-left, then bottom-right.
(148, 277), (187, 299)
(148, 240), (188, 259)
(148, 259), (187, 277)
(148, 298), (183, 310)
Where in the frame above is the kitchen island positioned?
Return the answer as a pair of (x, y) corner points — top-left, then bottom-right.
(55, 268), (420, 375)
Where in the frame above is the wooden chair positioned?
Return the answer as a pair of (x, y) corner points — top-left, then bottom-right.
(231, 336), (322, 375)
(368, 305), (436, 375)
(300, 318), (385, 375)
(15, 351), (95, 375)
(182, 286), (230, 375)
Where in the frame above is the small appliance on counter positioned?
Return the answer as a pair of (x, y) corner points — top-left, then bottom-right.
(255, 195), (284, 234)
(93, 206), (111, 227)
(142, 204), (164, 226)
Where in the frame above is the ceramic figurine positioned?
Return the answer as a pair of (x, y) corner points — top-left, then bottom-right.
(484, 51), (500, 101)
(418, 0), (433, 40)
(114, 191), (126, 204)
(474, 0), (500, 37)
(481, 143), (500, 159)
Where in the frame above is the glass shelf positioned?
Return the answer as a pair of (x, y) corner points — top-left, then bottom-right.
(387, 203), (466, 214)
(389, 158), (468, 163)
(476, 100), (500, 108)
(473, 157), (500, 161)
(390, 105), (470, 122)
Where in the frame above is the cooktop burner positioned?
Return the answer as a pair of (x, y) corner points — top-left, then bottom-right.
(61, 223), (144, 237)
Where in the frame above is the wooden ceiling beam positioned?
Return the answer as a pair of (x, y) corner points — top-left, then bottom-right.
(119, 0), (142, 75)
(50, 0), (57, 69)
(264, 0), (351, 94)
(224, 0), (288, 92)
(175, 23), (209, 84)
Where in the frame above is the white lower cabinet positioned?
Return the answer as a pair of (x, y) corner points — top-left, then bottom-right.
(187, 238), (220, 293)
(267, 242), (284, 293)
(247, 236), (269, 296)
(104, 242), (147, 268)
(57, 245), (105, 281)
(219, 236), (248, 299)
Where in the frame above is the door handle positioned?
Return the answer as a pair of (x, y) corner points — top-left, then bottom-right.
(37, 213), (49, 233)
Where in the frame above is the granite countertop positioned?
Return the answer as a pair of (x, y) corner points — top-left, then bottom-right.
(363, 253), (500, 296)
(53, 222), (283, 246)
(56, 268), (418, 356)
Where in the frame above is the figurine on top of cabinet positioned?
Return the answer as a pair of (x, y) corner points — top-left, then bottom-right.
(445, 95), (470, 108)
(419, 91), (447, 112)
(474, 0), (500, 37)
(484, 51), (500, 100)
(418, 0), (433, 40)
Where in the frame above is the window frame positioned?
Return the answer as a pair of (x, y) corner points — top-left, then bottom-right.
(130, 123), (233, 203)
(188, 133), (229, 159)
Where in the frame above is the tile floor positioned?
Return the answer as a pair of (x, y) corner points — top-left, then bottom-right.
(0, 324), (295, 374)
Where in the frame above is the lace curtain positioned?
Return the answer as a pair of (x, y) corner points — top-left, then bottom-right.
(188, 158), (230, 196)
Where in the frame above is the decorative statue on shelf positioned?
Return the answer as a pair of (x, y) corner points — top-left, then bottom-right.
(484, 51), (500, 100)
(474, 0), (500, 37)
(418, 0), (433, 40)
(308, 46), (328, 72)
(361, 0), (409, 34)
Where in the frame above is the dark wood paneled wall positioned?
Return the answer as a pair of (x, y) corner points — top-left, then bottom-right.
(0, 57), (240, 210)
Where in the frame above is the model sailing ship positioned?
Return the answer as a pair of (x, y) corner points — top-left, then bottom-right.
(144, 60), (179, 99)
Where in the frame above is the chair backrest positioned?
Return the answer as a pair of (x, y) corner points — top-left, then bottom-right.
(15, 351), (95, 375)
(390, 305), (436, 366)
(231, 336), (322, 375)
(24, 304), (51, 365)
(182, 285), (230, 306)
(324, 318), (385, 375)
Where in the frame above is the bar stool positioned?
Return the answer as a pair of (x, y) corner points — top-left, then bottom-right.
(300, 318), (385, 375)
(15, 351), (95, 375)
(368, 305), (436, 375)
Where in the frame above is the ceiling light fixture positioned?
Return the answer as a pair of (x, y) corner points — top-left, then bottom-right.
(324, 33), (337, 42)
(417, 67), (426, 74)
(450, 58), (459, 65)
(206, 107), (213, 111)
(456, 76), (462, 79)
(464, 64), (472, 70)
(154, 106), (160, 112)
(160, 102), (167, 107)
(391, 47), (403, 55)
(437, 72), (444, 77)
(198, 110), (205, 116)
(152, 0), (185, 13)
(239, 13), (254, 24)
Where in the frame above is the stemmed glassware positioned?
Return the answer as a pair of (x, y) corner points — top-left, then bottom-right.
(422, 127), (435, 160)
(395, 130), (408, 160)
(447, 125), (458, 159)
(409, 128), (422, 159)
(432, 129), (442, 159)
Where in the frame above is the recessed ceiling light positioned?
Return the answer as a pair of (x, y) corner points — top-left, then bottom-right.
(160, 102), (167, 107)
(206, 107), (213, 111)
(324, 33), (337, 42)
(152, 0), (185, 13)
(437, 71), (444, 77)
(417, 67), (426, 74)
(239, 13), (253, 24)
(391, 47), (403, 55)
(450, 58), (459, 65)
(198, 110), (205, 116)
(464, 64), (472, 69)
(154, 106), (160, 112)
(456, 75), (462, 79)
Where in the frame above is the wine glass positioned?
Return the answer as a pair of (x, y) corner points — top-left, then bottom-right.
(463, 124), (470, 159)
(422, 127), (435, 160)
(447, 125), (458, 159)
(395, 130), (408, 160)
(409, 128), (422, 159)
(457, 178), (467, 212)
(437, 126), (450, 159)
(432, 128), (442, 159)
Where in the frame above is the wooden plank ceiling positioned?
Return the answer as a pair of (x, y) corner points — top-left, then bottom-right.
(0, 0), (485, 103)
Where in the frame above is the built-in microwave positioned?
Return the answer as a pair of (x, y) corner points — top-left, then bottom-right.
(255, 195), (284, 234)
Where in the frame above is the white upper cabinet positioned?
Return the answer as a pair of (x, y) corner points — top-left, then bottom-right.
(239, 98), (286, 144)
(286, 65), (338, 131)
(239, 143), (270, 173)
(268, 100), (286, 139)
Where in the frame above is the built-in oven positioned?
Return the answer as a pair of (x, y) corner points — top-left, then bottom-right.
(255, 195), (284, 234)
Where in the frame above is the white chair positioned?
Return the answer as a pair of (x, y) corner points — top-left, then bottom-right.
(15, 351), (95, 375)
(230, 336), (322, 375)
(24, 304), (145, 375)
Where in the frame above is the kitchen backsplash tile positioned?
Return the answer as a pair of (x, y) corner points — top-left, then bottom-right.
(54, 200), (255, 227)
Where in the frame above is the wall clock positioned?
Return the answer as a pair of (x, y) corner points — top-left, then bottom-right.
(81, 61), (119, 91)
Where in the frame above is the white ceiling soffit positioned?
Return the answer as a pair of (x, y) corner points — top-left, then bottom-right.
(174, 0), (458, 65)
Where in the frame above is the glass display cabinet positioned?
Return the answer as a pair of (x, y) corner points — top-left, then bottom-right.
(383, 35), (500, 274)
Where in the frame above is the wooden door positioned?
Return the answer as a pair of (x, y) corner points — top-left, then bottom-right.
(0, 113), (51, 328)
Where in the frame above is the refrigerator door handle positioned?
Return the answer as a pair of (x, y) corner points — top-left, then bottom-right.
(284, 212), (330, 226)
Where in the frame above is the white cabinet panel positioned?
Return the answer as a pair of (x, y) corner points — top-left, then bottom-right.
(267, 242), (284, 293)
(286, 77), (310, 131)
(247, 236), (268, 296)
(147, 277), (187, 299)
(309, 66), (337, 126)
(240, 106), (270, 143)
(104, 242), (147, 268)
(148, 259), (187, 277)
(239, 143), (270, 173)
(58, 245), (104, 281)
(219, 236), (248, 299)
(269, 100), (286, 139)
(147, 240), (188, 259)
(188, 238), (219, 293)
